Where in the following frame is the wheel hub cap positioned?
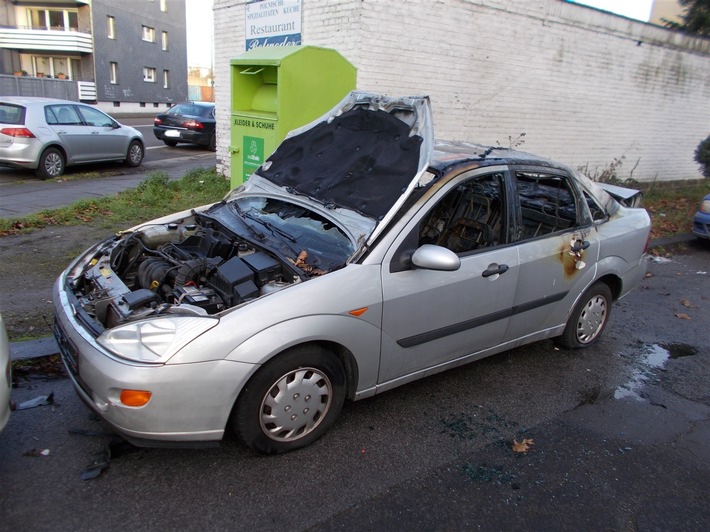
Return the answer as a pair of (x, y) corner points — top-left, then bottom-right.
(260, 367), (332, 442)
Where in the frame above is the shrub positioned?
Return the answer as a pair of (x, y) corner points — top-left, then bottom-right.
(695, 135), (710, 178)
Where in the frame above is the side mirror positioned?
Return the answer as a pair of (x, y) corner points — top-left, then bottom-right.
(411, 244), (461, 271)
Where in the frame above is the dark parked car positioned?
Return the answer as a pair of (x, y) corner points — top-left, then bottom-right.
(153, 102), (216, 151)
(0, 96), (144, 179)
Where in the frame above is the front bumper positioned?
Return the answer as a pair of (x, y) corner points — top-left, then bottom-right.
(692, 212), (710, 239)
(53, 277), (256, 446)
(153, 127), (208, 146)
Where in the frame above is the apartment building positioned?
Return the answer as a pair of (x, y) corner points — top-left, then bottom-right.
(0, 0), (187, 112)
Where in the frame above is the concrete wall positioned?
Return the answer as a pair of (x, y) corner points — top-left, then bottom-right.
(213, 0), (710, 182)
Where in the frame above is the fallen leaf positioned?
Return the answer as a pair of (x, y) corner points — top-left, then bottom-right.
(512, 438), (534, 453)
(675, 313), (691, 320)
(680, 299), (697, 308)
(644, 272), (654, 278)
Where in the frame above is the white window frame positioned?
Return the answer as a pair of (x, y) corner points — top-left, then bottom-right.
(142, 25), (156, 43)
(107, 16), (115, 39)
(143, 67), (156, 83)
(110, 62), (118, 84)
(163, 70), (170, 89)
(161, 31), (168, 51)
(160, 0), (168, 12)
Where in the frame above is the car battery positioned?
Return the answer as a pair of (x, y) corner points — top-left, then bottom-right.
(242, 252), (281, 284)
(173, 285), (223, 314)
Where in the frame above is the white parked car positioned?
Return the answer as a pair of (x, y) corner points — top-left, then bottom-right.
(53, 92), (651, 453)
(0, 96), (144, 179)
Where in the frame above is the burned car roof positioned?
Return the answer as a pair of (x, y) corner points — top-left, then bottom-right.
(429, 140), (571, 174)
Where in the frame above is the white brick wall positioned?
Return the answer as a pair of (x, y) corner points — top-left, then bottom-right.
(213, 0), (710, 181)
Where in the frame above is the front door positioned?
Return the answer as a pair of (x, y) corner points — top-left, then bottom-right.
(379, 169), (519, 384)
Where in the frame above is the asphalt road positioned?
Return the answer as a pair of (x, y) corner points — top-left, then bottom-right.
(0, 242), (708, 531)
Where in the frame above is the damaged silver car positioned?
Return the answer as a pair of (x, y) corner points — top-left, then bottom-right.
(53, 92), (651, 453)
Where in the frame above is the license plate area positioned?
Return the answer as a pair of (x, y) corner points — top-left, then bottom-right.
(53, 320), (78, 375)
(164, 129), (180, 138)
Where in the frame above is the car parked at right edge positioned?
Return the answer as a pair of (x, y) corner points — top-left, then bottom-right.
(153, 101), (216, 151)
(692, 193), (710, 240)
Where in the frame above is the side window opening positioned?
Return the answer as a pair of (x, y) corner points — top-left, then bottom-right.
(47, 105), (81, 125)
(515, 172), (578, 239)
(419, 173), (504, 254)
(583, 190), (607, 222)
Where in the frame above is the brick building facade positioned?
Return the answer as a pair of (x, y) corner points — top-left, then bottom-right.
(213, 0), (710, 182)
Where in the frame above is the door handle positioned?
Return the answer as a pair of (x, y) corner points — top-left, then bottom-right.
(571, 240), (590, 253)
(482, 263), (509, 278)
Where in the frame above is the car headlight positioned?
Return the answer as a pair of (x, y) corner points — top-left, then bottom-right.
(700, 199), (710, 214)
(97, 317), (218, 364)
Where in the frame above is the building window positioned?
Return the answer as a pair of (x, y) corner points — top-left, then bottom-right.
(160, 0), (168, 12)
(107, 16), (115, 39)
(161, 31), (168, 51)
(142, 25), (156, 43)
(163, 70), (170, 89)
(27, 8), (78, 32)
(110, 62), (118, 84)
(143, 67), (156, 82)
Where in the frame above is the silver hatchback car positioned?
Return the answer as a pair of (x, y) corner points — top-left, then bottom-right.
(0, 96), (144, 179)
(53, 92), (651, 454)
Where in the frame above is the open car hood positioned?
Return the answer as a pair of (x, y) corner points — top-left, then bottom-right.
(255, 91), (434, 244)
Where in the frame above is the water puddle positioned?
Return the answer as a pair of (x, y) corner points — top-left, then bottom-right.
(614, 343), (697, 401)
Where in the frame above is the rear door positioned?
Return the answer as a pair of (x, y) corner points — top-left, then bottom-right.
(378, 168), (520, 384)
(504, 167), (600, 340)
(45, 105), (92, 162)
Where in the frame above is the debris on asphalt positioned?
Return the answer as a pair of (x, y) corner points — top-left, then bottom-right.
(14, 391), (54, 411)
(23, 448), (51, 457)
(512, 438), (534, 453)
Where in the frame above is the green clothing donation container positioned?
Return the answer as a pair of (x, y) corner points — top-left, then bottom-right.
(230, 45), (356, 187)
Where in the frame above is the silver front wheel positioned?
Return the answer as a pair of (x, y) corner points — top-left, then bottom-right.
(260, 367), (333, 442)
(232, 345), (346, 454)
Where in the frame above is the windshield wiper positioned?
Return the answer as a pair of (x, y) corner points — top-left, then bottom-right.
(229, 203), (266, 240)
(242, 211), (298, 242)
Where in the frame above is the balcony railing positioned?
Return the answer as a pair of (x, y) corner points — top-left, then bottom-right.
(0, 26), (93, 53)
(0, 74), (97, 102)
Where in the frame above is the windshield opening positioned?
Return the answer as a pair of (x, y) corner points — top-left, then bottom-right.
(230, 196), (355, 273)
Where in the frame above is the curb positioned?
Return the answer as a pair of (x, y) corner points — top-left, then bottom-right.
(7, 233), (700, 362)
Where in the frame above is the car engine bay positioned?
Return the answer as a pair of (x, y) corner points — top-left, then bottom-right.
(68, 219), (304, 331)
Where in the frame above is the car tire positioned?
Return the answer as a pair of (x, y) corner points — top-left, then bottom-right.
(208, 133), (216, 152)
(125, 140), (144, 167)
(557, 281), (612, 349)
(35, 147), (65, 179)
(232, 345), (346, 454)
(163, 140), (178, 147)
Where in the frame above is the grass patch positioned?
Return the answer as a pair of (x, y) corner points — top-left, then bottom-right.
(639, 179), (710, 239)
(0, 168), (230, 236)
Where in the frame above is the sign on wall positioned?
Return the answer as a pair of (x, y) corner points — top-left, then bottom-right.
(245, 0), (302, 50)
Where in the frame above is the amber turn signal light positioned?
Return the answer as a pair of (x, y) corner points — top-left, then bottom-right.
(120, 389), (152, 407)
